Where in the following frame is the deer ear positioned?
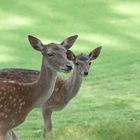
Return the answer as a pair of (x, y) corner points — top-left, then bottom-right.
(89, 46), (102, 60)
(66, 50), (76, 61)
(61, 35), (78, 50)
(28, 35), (44, 52)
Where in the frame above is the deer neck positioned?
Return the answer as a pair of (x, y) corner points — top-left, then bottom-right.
(65, 66), (82, 99)
(32, 57), (57, 107)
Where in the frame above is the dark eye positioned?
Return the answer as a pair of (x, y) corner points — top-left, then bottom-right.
(47, 53), (54, 57)
(75, 62), (79, 65)
(89, 62), (91, 65)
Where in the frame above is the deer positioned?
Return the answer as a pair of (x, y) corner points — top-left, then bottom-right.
(0, 34), (78, 140)
(0, 46), (102, 139)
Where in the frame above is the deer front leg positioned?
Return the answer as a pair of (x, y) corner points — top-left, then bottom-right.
(0, 136), (4, 140)
(42, 107), (52, 138)
(0, 132), (4, 140)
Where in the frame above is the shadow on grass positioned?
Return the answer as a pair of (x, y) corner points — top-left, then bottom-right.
(0, 0), (140, 140)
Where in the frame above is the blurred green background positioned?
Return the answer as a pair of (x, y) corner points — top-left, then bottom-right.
(0, 0), (140, 140)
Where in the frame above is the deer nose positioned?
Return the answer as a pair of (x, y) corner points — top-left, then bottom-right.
(66, 64), (72, 71)
(84, 71), (88, 76)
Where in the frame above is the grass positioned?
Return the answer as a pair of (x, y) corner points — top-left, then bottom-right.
(0, 0), (140, 140)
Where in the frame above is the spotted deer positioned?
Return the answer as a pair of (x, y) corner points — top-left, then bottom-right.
(0, 34), (78, 140)
(0, 47), (102, 139)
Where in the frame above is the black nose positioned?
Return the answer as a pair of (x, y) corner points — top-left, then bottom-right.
(84, 72), (88, 76)
(66, 65), (72, 70)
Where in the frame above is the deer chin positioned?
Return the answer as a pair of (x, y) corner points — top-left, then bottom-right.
(80, 72), (88, 77)
(61, 68), (71, 73)
(59, 66), (72, 73)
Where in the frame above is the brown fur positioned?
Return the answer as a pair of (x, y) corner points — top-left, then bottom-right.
(0, 34), (78, 140)
(1, 46), (101, 139)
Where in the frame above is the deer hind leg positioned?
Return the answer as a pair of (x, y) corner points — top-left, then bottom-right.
(11, 130), (18, 140)
(4, 130), (18, 140)
(42, 107), (52, 138)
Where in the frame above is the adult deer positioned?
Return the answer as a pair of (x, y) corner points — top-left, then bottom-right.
(0, 47), (102, 139)
(0, 34), (78, 140)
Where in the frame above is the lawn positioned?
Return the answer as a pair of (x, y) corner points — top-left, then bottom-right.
(0, 0), (140, 140)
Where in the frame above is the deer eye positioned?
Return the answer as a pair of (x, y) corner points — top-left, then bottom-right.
(89, 62), (91, 65)
(47, 53), (54, 57)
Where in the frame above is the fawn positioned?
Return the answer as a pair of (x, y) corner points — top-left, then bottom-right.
(0, 47), (102, 139)
(0, 35), (78, 140)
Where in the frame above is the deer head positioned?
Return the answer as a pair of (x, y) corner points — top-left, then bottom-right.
(28, 35), (78, 72)
(67, 46), (102, 76)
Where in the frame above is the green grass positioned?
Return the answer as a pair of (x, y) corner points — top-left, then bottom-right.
(0, 0), (140, 140)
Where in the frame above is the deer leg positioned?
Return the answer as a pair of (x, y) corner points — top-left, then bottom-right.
(0, 132), (4, 140)
(11, 130), (18, 140)
(0, 123), (6, 140)
(3, 130), (18, 140)
(0, 136), (4, 140)
(42, 107), (52, 138)
(3, 132), (10, 140)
